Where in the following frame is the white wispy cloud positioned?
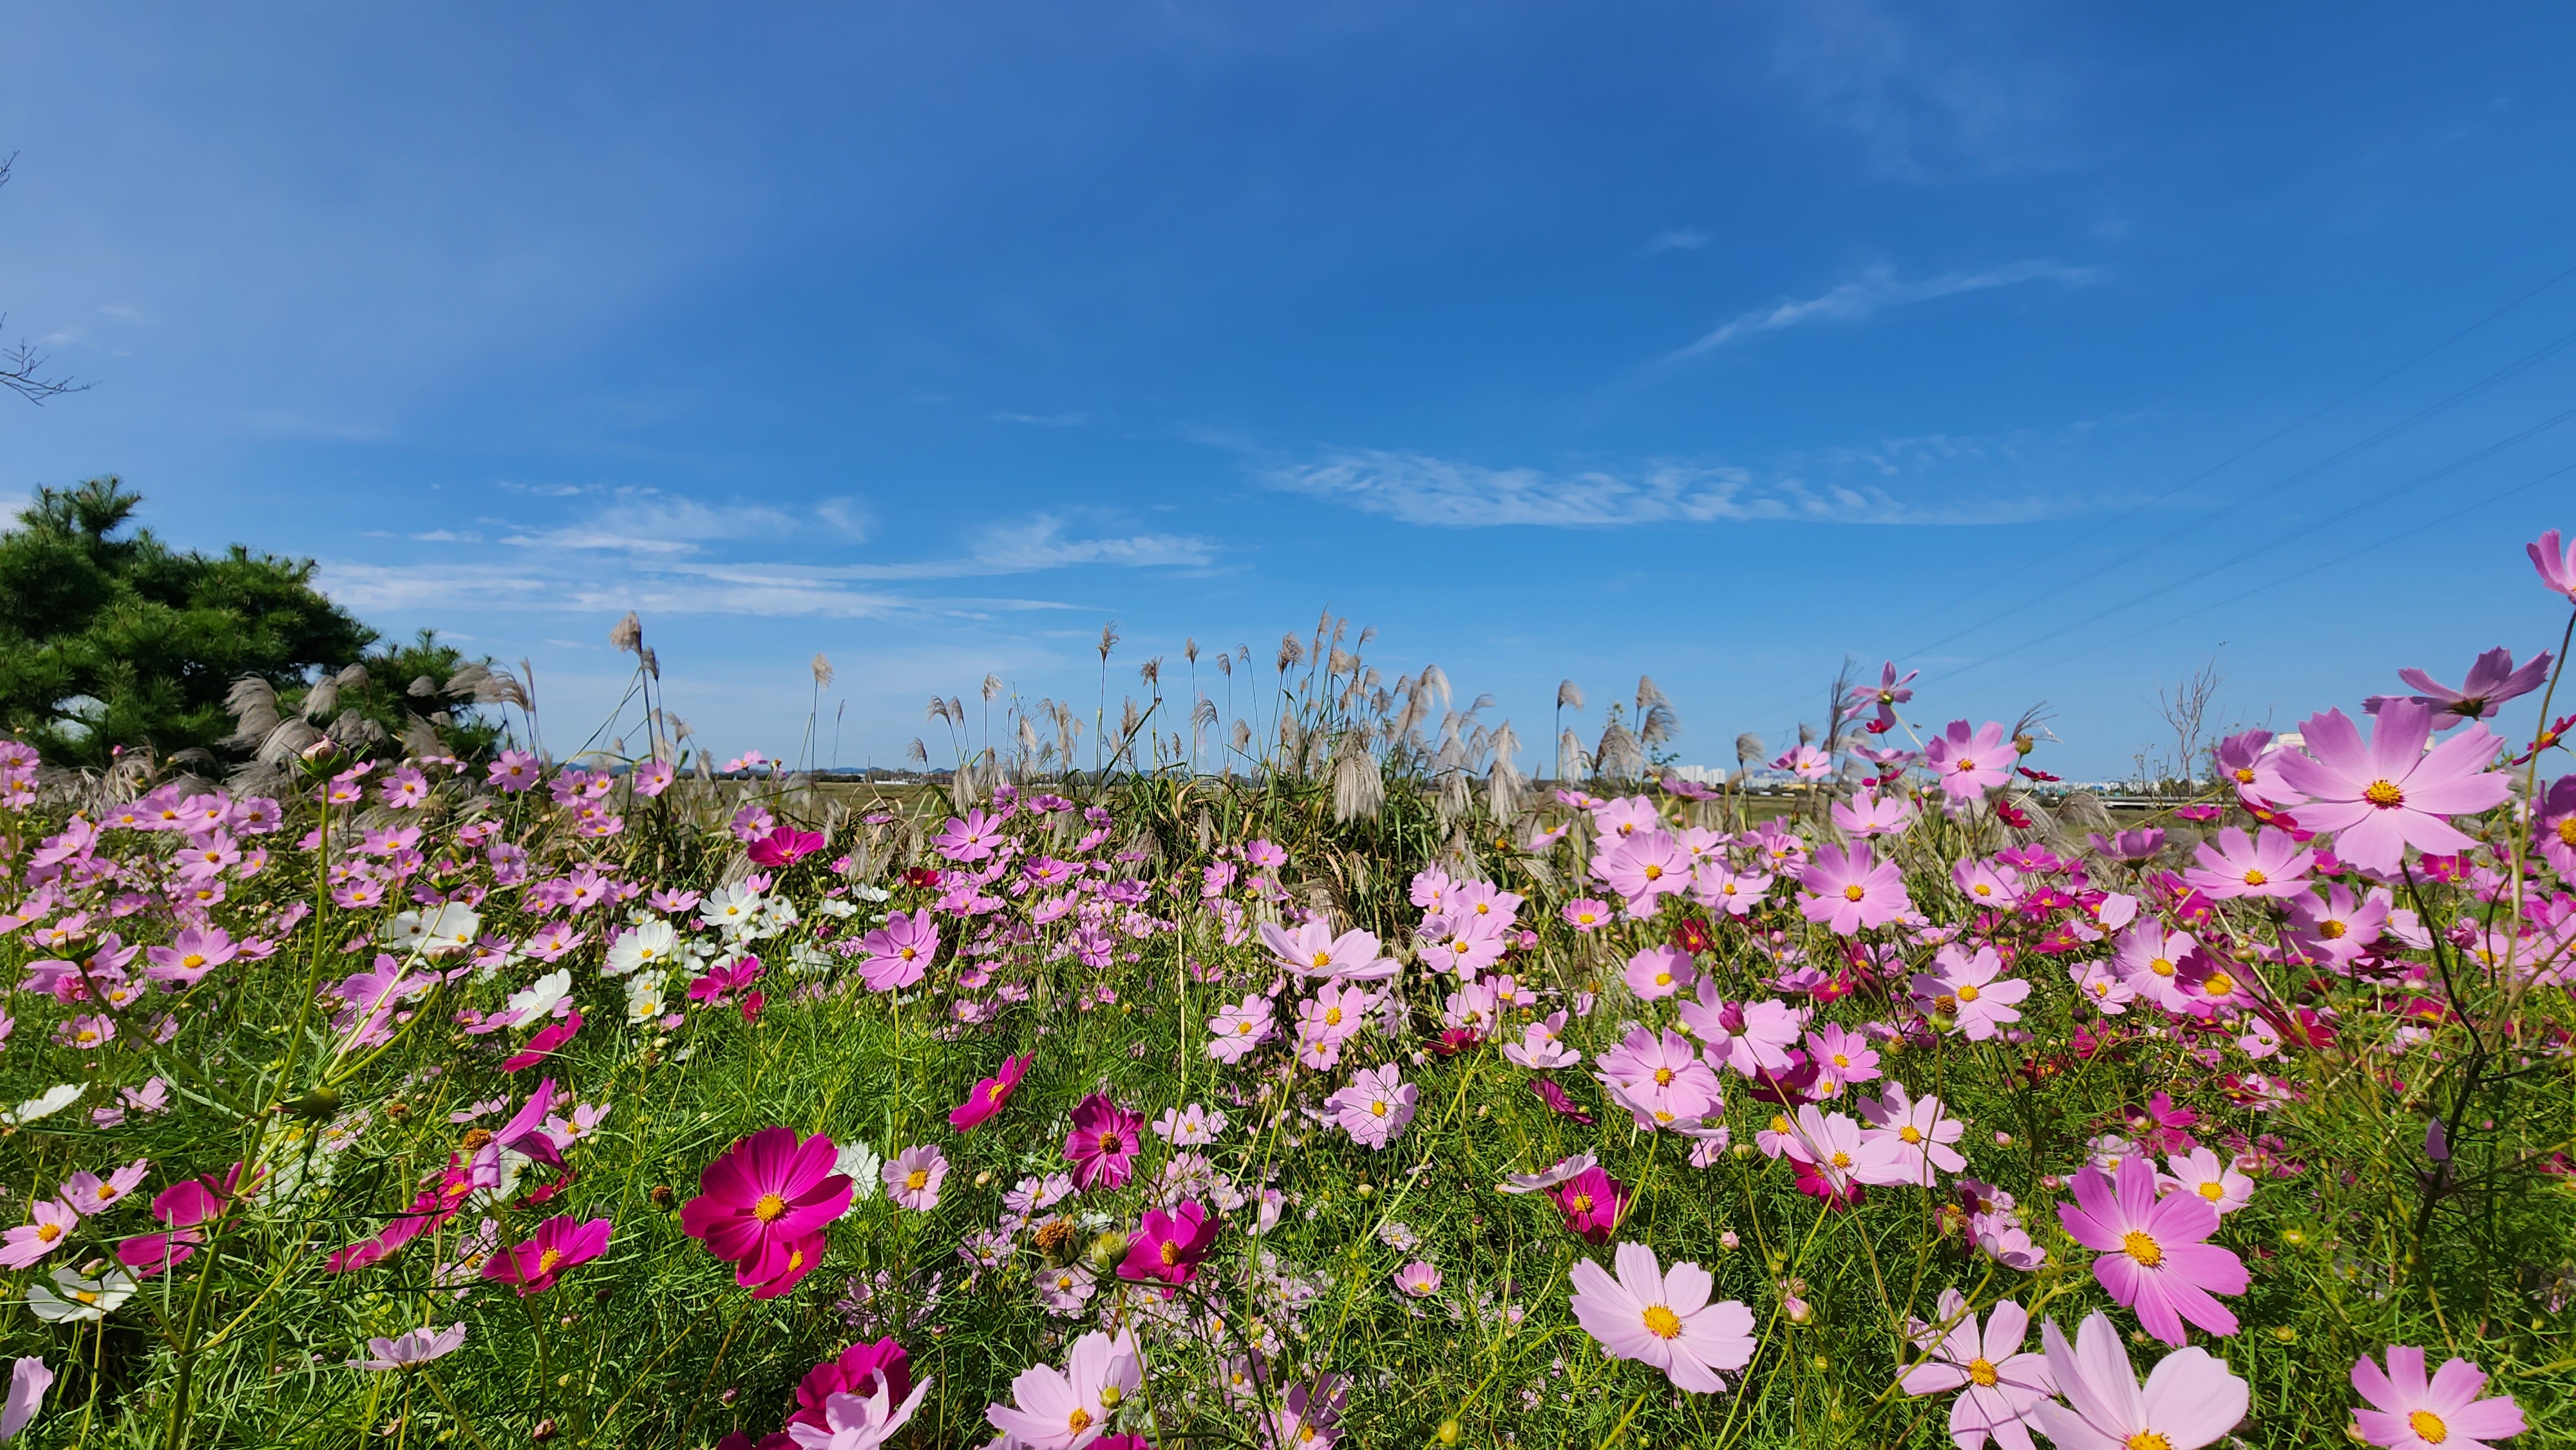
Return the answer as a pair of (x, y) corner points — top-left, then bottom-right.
(1660, 259), (2099, 366)
(1641, 228), (1712, 256)
(1764, 0), (2074, 180)
(993, 410), (1090, 428)
(1262, 447), (2081, 529)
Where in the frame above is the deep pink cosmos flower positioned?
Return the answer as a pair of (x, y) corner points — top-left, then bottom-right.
(1118, 1200), (1218, 1291)
(1567, 1241), (1756, 1393)
(504, 1012), (583, 1073)
(932, 808), (1004, 862)
(1798, 843), (1912, 936)
(1551, 1166), (1628, 1245)
(791, 1339), (913, 1438)
(1846, 661), (1918, 729)
(482, 1214), (611, 1295)
(2351, 1344), (2526, 1450)
(1922, 720), (2012, 800)
(116, 1175), (230, 1277)
(2264, 700), (2512, 873)
(1061, 1094), (1144, 1191)
(679, 1127), (854, 1285)
(2528, 527), (2576, 602)
(741, 1230), (829, 1301)
(1531, 1075), (1597, 1125)
(2367, 647), (2552, 728)
(747, 825), (828, 867)
(2056, 1156), (2247, 1345)
(949, 1053), (1033, 1133)
(855, 910), (940, 992)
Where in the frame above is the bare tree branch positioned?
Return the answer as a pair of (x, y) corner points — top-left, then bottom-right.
(1, 154), (90, 405)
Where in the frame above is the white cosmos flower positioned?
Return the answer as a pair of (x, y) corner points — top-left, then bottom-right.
(698, 884), (763, 936)
(603, 920), (677, 977)
(29, 1265), (138, 1322)
(506, 970), (573, 1025)
(4, 1085), (82, 1126)
(419, 903), (482, 956)
(835, 1141), (884, 1214)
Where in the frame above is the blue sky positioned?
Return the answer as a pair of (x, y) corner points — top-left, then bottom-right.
(7, 3), (2576, 777)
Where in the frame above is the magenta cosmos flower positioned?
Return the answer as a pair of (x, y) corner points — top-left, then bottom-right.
(2367, 647), (2550, 727)
(1551, 1165), (1627, 1243)
(949, 1053), (1032, 1133)
(2056, 1156), (2247, 1345)
(1061, 1094), (1144, 1191)
(2351, 1345), (2526, 1450)
(1922, 720), (2012, 800)
(2029, 1310), (2248, 1450)
(1568, 1241), (1756, 1393)
(680, 1127), (854, 1284)
(1899, 1290), (2055, 1450)
(2262, 700), (2510, 874)
(482, 1214), (611, 1295)
(855, 909), (940, 992)
(1798, 842), (1912, 936)
(1117, 1200), (1218, 1290)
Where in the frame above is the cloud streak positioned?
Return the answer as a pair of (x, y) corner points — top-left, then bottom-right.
(1660, 259), (2099, 366)
(1264, 448), (2081, 529)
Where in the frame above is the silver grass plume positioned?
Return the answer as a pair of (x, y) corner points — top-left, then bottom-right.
(1231, 719), (1253, 751)
(640, 647), (659, 680)
(812, 654), (835, 688)
(610, 612), (642, 654)
(983, 673), (1004, 703)
(1276, 634), (1303, 673)
(1595, 717), (1643, 782)
(1558, 727), (1591, 782)
(406, 675), (437, 699)
(1557, 679), (1586, 712)
(334, 663), (370, 689)
(905, 738), (929, 766)
(1488, 720), (1524, 822)
(1419, 663), (1452, 711)
(1736, 732), (1765, 766)
(1332, 728), (1387, 822)
(1636, 675), (1678, 749)
(926, 697), (953, 726)
(1098, 621), (1121, 662)
(301, 680), (339, 723)
(1184, 637), (1200, 665)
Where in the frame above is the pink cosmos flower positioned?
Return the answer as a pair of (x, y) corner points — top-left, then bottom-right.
(481, 1214), (611, 1295)
(2533, 528), (2576, 601)
(1798, 842), (1912, 936)
(2181, 826), (2312, 900)
(2156, 1148), (2253, 1216)
(1922, 720), (2013, 800)
(1502, 1010), (1580, 1069)
(2368, 647), (2551, 728)
(1624, 944), (1692, 1001)
(1898, 1290), (2055, 1450)
(784, 1377), (935, 1450)
(504, 1012), (583, 1073)
(632, 759), (676, 797)
(1293, 983), (1377, 1070)
(679, 1127), (854, 1285)
(748, 826), (828, 868)
(1595, 830), (1690, 912)
(1678, 988), (1803, 1077)
(1118, 1200), (1218, 1290)
(882, 1145), (947, 1212)
(1562, 896), (1615, 930)
(1062, 1094), (1144, 1191)
(1567, 1241), (1756, 1393)
(1204, 994), (1275, 1063)
(1861, 1082), (1967, 1184)
(1394, 1259), (1443, 1297)
(1846, 661), (1918, 727)
(0, 1200), (77, 1269)
(949, 1053), (1032, 1133)
(2028, 1310), (2248, 1450)
(1551, 1165), (1627, 1243)
(1595, 1027), (1722, 1129)
(145, 926), (237, 986)
(1532, 1076), (1598, 1127)
(2351, 1345), (2526, 1450)
(932, 808), (1004, 862)
(352, 1323), (468, 1370)
(985, 1327), (1141, 1449)
(1831, 787), (1915, 839)
(1806, 1022), (1881, 1087)
(1258, 918), (1397, 981)
(855, 910), (940, 992)
(1772, 744), (1834, 780)
(63, 1161), (150, 1216)
(791, 1339), (914, 1438)
(2262, 700), (2510, 873)
(1690, 861), (1772, 916)
(2114, 923), (2200, 1013)
(1913, 943), (2031, 1041)
(486, 749), (542, 793)
(2055, 1156), (2248, 1344)
(1325, 1064), (1417, 1149)
(1785, 1106), (1910, 1203)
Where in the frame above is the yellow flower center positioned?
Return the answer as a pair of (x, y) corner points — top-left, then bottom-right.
(2202, 972), (2236, 998)
(2150, 956), (2175, 977)
(1770, 1116), (1790, 1135)
(1642, 1304), (1683, 1339)
(35, 1223), (60, 1243)
(1654, 972), (1672, 986)
(536, 1247), (563, 1275)
(1843, 883), (1866, 901)
(1967, 1357), (1998, 1387)
(1957, 757), (1976, 772)
(1371, 1100), (1388, 1117)
(905, 1169), (930, 1191)
(1653, 1068), (1674, 1086)
(1312, 950), (1333, 968)
(2126, 1435), (2173, 1450)
(2122, 1229), (2163, 1267)
(1900, 1125), (1923, 1144)
(2363, 780), (2405, 808)
(2559, 818), (2576, 845)
(1956, 982), (1981, 1002)
(1162, 1241), (1182, 1265)
(2198, 1181), (2224, 1202)
(1236, 1021), (1256, 1035)
(1643, 864), (1663, 881)
(1569, 1192), (1594, 1214)
(752, 1193), (789, 1223)
(1973, 884), (1993, 897)
(2409, 1409), (2448, 1444)
(1067, 1409), (1094, 1435)
(2319, 919), (2347, 939)
(182, 954), (206, 970)
(1323, 1008), (1343, 1026)
(1098, 1132), (1121, 1153)
(1832, 1053), (1851, 1068)
(2233, 767), (2255, 784)
(2240, 869), (2267, 887)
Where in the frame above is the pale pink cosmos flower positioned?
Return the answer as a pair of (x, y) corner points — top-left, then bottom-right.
(1860, 1082), (1967, 1185)
(1772, 744), (1833, 780)
(2367, 647), (2551, 728)
(1258, 918), (1397, 981)
(882, 1145), (948, 1212)
(2286, 883), (2387, 967)
(855, 909), (940, 992)
(1897, 1289), (2054, 1450)
(985, 1327), (1141, 1449)
(1952, 858), (2023, 910)
(1807, 1022), (1881, 1087)
(1922, 720), (2012, 800)
(2351, 1344), (2526, 1450)
(1392, 1260), (1442, 1298)
(63, 1162), (150, 1216)
(1831, 787), (1915, 838)
(1567, 1241), (1756, 1393)
(2155, 1148), (2253, 1217)
(2181, 826), (2312, 900)
(1591, 796), (1662, 839)
(1797, 843), (1912, 936)
(0, 1200), (77, 1269)
(1326, 1064), (1417, 1150)
(933, 808), (1004, 862)
(1785, 1105), (1912, 1192)
(352, 1323), (467, 1370)
(787, 1379), (936, 1450)
(2532, 528), (2576, 601)
(1595, 831), (1689, 911)
(2113, 923), (2200, 1013)
(1689, 860), (1773, 917)
(2068, 959), (2136, 1015)
(1501, 1010), (1580, 1070)
(1205, 993), (1275, 1063)
(1294, 983), (1377, 1070)
(2262, 700), (2510, 874)
(1623, 945), (1692, 1001)
(2028, 1310), (2248, 1450)
(1593, 1027), (1721, 1129)
(1562, 898), (1614, 932)
(2055, 1156), (2248, 1345)
(1913, 943), (2031, 1041)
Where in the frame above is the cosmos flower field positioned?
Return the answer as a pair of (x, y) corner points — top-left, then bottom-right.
(3, 536), (2576, 1449)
